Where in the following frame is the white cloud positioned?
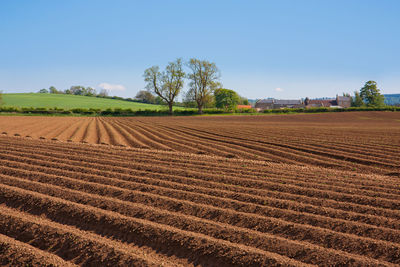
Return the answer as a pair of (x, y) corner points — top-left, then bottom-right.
(275, 87), (284, 92)
(98, 83), (126, 91)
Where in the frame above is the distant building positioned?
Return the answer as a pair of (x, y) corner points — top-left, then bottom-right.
(336, 96), (352, 108)
(305, 95), (351, 108)
(236, 105), (252, 109)
(255, 99), (304, 110)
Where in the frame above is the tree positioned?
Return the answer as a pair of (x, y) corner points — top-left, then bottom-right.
(360, 81), (385, 107)
(0, 91), (3, 106)
(135, 90), (155, 104)
(187, 58), (221, 114)
(84, 87), (96, 96)
(154, 96), (164, 105)
(240, 97), (249, 105)
(183, 90), (197, 108)
(304, 97), (310, 106)
(214, 88), (240, 110)
(68, 86), (85, 95)
(49, 86), (59, 94)
(98, 89), (108, 97)
(66, 86), (96, 96)
(38, 88), (49, 93)
(352, 91), (364, 107)
(144, 58), (185, 115)
(184, 87), (215, 108)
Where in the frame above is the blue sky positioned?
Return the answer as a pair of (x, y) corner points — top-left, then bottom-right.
(0, 0), (399, 99)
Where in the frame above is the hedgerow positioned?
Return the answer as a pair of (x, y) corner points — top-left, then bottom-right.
(0, 106), (398, 116)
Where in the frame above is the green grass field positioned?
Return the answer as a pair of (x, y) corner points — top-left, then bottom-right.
(1, 93), (175, 110)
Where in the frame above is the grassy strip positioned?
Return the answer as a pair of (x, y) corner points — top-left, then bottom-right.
(0, 106), (399, 116)
(1, 93), (169, 110)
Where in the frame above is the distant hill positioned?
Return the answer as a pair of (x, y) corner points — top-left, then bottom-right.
(1, 93), (173, 110)
(384, 94), (400, 106)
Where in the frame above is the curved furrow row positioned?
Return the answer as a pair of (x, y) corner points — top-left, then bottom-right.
(147, 122), (322, 164)
(2, 147), (399, 212)
(0, 233), (77, 267)
(0, 175), (398, 266)
(211, 126), (400, 158)
(0, 184), (309, 267)
(1, 157), (399, 232)
(95, 117), (111, 145)
(157, 124), (383, 172)
(97, 117), (132, 147)
(51, 118), (89, 141)
(2, 165), (400, 246)
(2, 146), (399, 205)
(3, 135), (396, 198)
(0, 127), (399, 266)
(109, 119), (164, 149)
(66, 117), (93, 142)
(117, 119), (213, 155)
(28, 119), (77, 140)
(242, 132), (400, 166)
(0, 207), (171, 267)
(124, 119), (237, 154)
(118, 118), (251, 158)
(3, 136), (398, 195)
(81, 117), (98, 144)
(109, 119), (170, 149)
(174, 125), (398, 172)
(0, 145), (399, 223)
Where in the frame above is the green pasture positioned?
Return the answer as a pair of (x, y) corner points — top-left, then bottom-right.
(1, 93), (174, 110)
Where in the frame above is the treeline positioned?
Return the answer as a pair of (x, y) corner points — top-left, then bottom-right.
(38, 86), (145, 103)
(0, 106), (255, 116)
(37, 82), (249, 111)
(0, 106), (398, 116)
(39, 86), (101, 96)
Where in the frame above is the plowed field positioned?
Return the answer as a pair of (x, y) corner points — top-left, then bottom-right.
(0, 112), (399, 266)
(0, 112), (399, 175)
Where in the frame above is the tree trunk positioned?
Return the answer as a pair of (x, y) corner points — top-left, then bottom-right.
(198, 104), (203, 114)
(168, 103), (173, 115)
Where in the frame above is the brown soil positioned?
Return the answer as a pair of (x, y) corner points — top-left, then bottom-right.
(0, 112), (399, 266)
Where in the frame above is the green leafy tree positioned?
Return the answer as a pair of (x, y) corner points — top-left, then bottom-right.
(183, 90), (197, 108)
(84, 87), (96, 96)
(214, 88), (240, 110)
(135, 90), (155, 104)
(38, 88), (49, 93)
(0, 91), (3, 106)
(66, 86), (96, 96)
(187, 58), (221, 114)
(352, 91), (364, 107)
(360, 81), (385, 107)
(240, 97), (249, 105)
(68, 86), (84, 95)
(49, 86), (59, 94)
(184, 87), (215, 108)
(154, 96), (164, 105)
(144, 58), (185, 115)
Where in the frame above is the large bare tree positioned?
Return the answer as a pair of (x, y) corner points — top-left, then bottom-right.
(187, 58), (221, 114)
(144, 58), (185, 115)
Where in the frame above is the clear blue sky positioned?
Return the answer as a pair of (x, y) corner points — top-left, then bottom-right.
(1, 0), (399, 99)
